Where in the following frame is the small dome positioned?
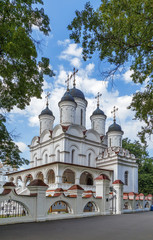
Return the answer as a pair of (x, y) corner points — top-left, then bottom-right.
(108, 122), (122, 132)
(60, 91), (75, 102)
(92, 107), (104, 116)
(69, 87), (85, 100)
(39, 106), (53, 117)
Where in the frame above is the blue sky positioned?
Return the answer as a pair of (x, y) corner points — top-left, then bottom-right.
(6, 0), (153, 167)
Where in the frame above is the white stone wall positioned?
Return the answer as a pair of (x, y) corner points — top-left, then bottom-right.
(90, 115), (106, 136)
(59, 101), (76, 125)
(107, 131), (123, 147)
(39, 115), (54, 135)
(74, 98), (87, 127)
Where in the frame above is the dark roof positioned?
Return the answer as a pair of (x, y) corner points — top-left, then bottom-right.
(69, 87), (85, 100)
(60, 91), (75, 103)
(39, 106), (53, 117)
(108, 122), (122, 132)
(92, 107), (105, 116)
(28, 179), (48, 187)
(3, 182), (16, 187)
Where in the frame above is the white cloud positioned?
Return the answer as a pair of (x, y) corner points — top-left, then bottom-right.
(15, 142), (28, 152)
(58, 40), (82, 68)
(60, 43), (82, 58)
(57, 39), (70, 46)
(123, 69), (134, 83)
(70, 57), (81, 68)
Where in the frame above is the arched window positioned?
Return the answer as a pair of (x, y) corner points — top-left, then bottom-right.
(60, 109), (62, 123)
(0, 200), (29, 218)
(80, 109), (83, 125)
(47, 170), (55, 184)
(36, 172), (44, 181)
(88, 153), (91, 167)
(48, 201), (71, 214)
(71, 149), (75, 164)
(57, 150), (60, 162)
(124, 171), (128, 185)
(25, 174), (33, 186)
(45, 154), (48, 164)
(109, 138), (111, 147)
(62, 169), (75, 184)
(80, 172), (93, 186)
(83, 202), (98, 212)
(119, 138), (122, 147)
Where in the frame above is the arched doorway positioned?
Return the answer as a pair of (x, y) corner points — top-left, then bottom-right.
(62, 169), (75, 184)
(80, 172), (93, 185)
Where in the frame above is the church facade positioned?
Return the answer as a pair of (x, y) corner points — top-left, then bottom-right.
(7, 70), (138, 199)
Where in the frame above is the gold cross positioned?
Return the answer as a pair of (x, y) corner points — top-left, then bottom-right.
(95, 92), (102, 107)
(111, 106), (118, 123)
(45, 92), (50, 107)
(71, 67), (78, 87)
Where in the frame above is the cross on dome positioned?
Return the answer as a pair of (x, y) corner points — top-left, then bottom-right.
(65, 74), (72, 91)
(111, 106), (118, 123)
(45, 92), (51, 107)
(71, 67), (78, 87)
(95, 92), (102, 107)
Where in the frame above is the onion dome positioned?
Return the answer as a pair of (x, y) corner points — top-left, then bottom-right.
(60, 91), (75, 102)
(69, 87), (85, 100)
(108, 122), (122, 132)
(92, 106), (105, 116)
(39, 106), (53, 117)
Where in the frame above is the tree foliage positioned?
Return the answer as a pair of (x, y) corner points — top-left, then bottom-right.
(122, 138), (153, 195)
(68, 0), (153, 143)
(0, 0), (54, 167)
(0, 114), (29, 167)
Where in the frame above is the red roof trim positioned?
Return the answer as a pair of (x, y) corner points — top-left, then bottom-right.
(83, 194), (92, 198)
(68, 185), (84, 190)
(113, 180), (124, 185)
(28, 179), (48, 187)
(67, 195), (77, 198)
(3, 182), (16, 187)
(61, 125), (69, 132)
(1, 189), (12, 195)
(95, 174), (110, 181)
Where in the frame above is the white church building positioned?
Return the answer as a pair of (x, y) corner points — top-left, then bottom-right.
(7, 69), (138, 196)
(1, 69), (152, 225)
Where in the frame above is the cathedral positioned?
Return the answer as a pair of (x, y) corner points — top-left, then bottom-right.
(7, 68), (138, 197)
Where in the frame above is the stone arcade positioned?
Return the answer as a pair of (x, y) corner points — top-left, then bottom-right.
(0, 69), (152, 224)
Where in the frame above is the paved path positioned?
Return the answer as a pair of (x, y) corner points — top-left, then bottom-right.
(1, 212), (153, 240)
